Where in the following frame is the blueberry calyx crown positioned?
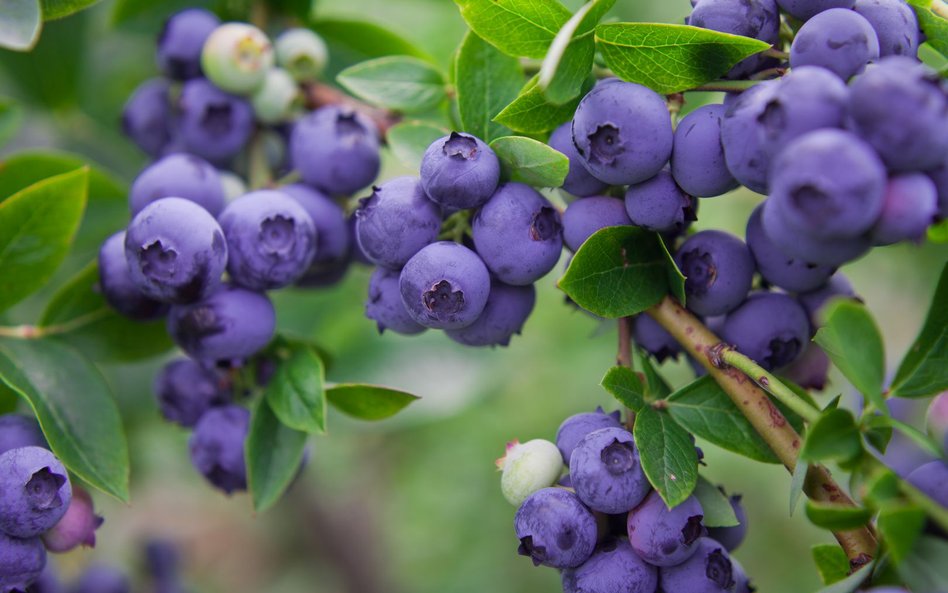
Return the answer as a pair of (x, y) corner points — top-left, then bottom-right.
(444, 132), (478, 160)
(259, 215), (296, 254)
(587, 124), (623, 165)
(141, 240), (178, 280)
(680, 249), (716, 296)
(530, 207), (561, 242)
(518, 535), (546, 566)
(25, 467), (67, 511)
(681, 514), (704, 545)
(706, 548), (735, 589)
(423, 280), (464, 315)
(600, 438), (636, 476)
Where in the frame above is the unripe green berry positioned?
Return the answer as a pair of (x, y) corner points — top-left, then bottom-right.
(251, 68), (301, 123)
(498, 439), (563, 506)
(201, 23), (274, 94)
(219, 170), (247, 203)
(275, 28), (328, 82)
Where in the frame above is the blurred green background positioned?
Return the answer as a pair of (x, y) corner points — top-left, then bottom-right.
(1, 0), (947, 591)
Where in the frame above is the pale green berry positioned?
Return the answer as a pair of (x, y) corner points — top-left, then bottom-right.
(219, 170), (247, 203)
(275, 28), (328, 82)
(499, 439), (564, 506)
(251, 68), (301, 123)
(201, 22), (274, 94)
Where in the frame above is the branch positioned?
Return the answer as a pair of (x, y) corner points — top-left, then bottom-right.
(302, 82), (402, 139)
(717, 347), (820, 424)
(617, 317), (635, 430)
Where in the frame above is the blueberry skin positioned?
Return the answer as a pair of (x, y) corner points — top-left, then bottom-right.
(548, 123), (609, 198)
(189, 405), (250, 494)
(707, 493), (747, 551)
(689, 0), (780, 78)
(671, 104), (738, 198)
(445, 280), (536, 347)
(777, 0), (855, 20)
(561, 196), (631, 252)
(279, 184), (353, 286)
(555, 409), (623, 465)
(720, 80), (780, 194)
(571, 81), (673, 185)
(71, 565), (131, 593)
(660, 537), (737, 593)
(99, 231), (169, 320)
(730, 558), (754, 593)
(125, 197), (228, 304)
(871, 173), (939, 245)
(0, 415), (46, 456)
(514, 487), (597, 569)
(790, 9), (880, 80)
(569, 427), (650, 514)
(130, 154), (226, 217)
(783, 342), (831, 391)
(625, 170), (697, 233)
(768, 129), (887, 240)
(156, 9), (220, 80)
(178, 78), (254, 164)
(760, 199), (872, 266)
(627, 490), (705, 567)
(930, 158), (948, 220)
(797, 273), (857, 330)
(561, 538), (659, 593)
(290, 106), (381, 195)
(25, 561), (59, 593)
(632, 314), (681, 363)
(354, 177), (442, 270)
(145, 539), (181, 584)
(41, 486), (102, 553)
(0, 532), (45, 593)
(0, 446), (72, 538)
(721, 292), (811, 371)
(675, 230), (755, 317)
(121, 79), (174, 158)
(154, 358), (229, 427)
(854, 0), (919, 57)
(420, 132), (500, 210)
(472, 183), (563, 285)
(365, 267), (426, 336)
(746, 204), (835, 293)
(908, 461), (948, 507)
(848, 57), (948, 172)
(398, 242), (491, 330)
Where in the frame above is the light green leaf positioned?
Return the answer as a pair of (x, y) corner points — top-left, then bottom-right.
(538, 0), (615, 104)
(246, 398), (308, 512)
(489, 135), (568, 187)
(309, 18), (433, 79)
(804, 500), (873, 530)
(600, 365), (646, 412)
(814, 300), (886, 412)
(386, 121), (450, 169)
(265, 340), (327, 434)
(898, 536), (948, 592)
(814, 560), (874, 593)
(636, 348), (672, 399)
(913, 4), (948, 58)
(40, 0), (101, 20)
(811, 544), (851, 586)
(890, 262), (948, 398)
(0, 0), (41, 51)
(693, 475), (738, 527)
(633, 406), (698, 507)
(326, 384), (419, 421)
(337, 56), (447, 113)
(493, 75), (587, 134)
(877, 504), (926, 565)
(799, 408), (862, 464)
(454, 0), (572, 59)
(455, 31), (524, 142)
(0, 98), (22, 148)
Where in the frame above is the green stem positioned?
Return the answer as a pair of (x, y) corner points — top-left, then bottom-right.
(719, 348), (821, 424)
(779, 18), (796, 44)
(687, 79), (763, 93)
(763, 47), (790, 60)
(0, 309), (111, 340)
(274, 169), (301, 187)
(248, 132), (272, 190)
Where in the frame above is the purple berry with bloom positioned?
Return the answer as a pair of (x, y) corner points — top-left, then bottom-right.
(189, 405), (250, 494)
(156, 9), (220, 80)
(570, 427), (650, 514)
(659, 537), (737, 593)
(0, 415), (46, 456)
(446, 280), (536, 347)
(514, 487), (597, 569)
(420, 132), (500, 210)
(290, 106), (380, 195)
(555, 408), (623, 465)
(627, 490), (705, 567)
(548, 123), (608, 198)
(154, 358), (229, 427)
(0, 447), (72, 538)
(675, 231), (755, 317)
(354, 177), (441, 270)
(561, 196), (631, 252)
(562, 538), (659, 593)
(365, 267), (426, 336)
(721, 292), (811, 371)
(178, 78), (254, 164)
(129, 154), (226, 217)
(0, 532), (45, 593)
(398, 242), (491, 330)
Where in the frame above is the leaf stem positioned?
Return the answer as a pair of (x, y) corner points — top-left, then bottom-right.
(718, 348), (821, 424)
(0, 309), (111, 340)
(248, 131), (273, 190)
(763, 47), (790, 60)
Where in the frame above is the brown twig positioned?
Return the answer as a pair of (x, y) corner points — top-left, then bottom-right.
(302, 82), (403, 139)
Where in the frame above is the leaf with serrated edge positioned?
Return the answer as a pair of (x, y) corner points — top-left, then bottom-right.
(337, 56), (446, 113)
(890, 262), (948, 398)
(814, 300), (886, 412)
(454, 0), (572, 59)
(246, 398), (308, 512)
(600, 366), (646, 412)
(633, 407), (698, 507)
(326, 384), (419, 421)
(455, 32), (524, 142)
(489, 135), (568, 187)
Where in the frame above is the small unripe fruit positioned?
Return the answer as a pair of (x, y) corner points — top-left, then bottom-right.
(41, 486), (103, 553)
(201, 23), (274, 94)
(275, 28), (329, 82)
(251, 68), (301, 124)
(498, 439), (564, 506)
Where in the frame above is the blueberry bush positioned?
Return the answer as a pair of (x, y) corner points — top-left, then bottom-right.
(0, 0), (946, 591)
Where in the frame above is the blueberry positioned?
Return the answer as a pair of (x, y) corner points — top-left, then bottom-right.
(796, 273), (858, 329)
(721, 292), (811, 371)
(854, 0), (920, 57)
(189, 405), (250, 494)
(555, 409), (623, 465)
(776, 0), (855, 20)
(71, 565), (130, 593)
(514, 487), (597, 569)
(354, 177), (442, 269)
(25, 561), (59, 593)
(125, 197), (228, 304)
(760, 199), (872, 266)
(445, 280), (536, 347)
(472, 183), (563, 285)
(251, 68), (301, 124)
(659, 537), (737, 593)
(420, 132), (500, 210)
(145, 538), (181, 583)
(632, 314), (681, 363)
(671, 104), (738, 198)
(121, 79), (174, 157)
(625, 169), (697, 233)
(790, 9), (880, 80)
(927, 393), (948, 455)
(930, 158), (948, 220)
(783, 343), (831, 391)
(279, 184), (352, 286)
(675, 230), (755, 317)
(745, 204), (835, 293)
(871, 173), (939, 245)
(178, 78), (254, 164)
(548, 123), (609, 197)
(156, 8), (220, 80)
(0, 415), (46, 456)
(689, 0), (780, 78)
(398, 242), (491, 330)
(167, 285), (275, 362)
(0, 447), (71, 538)
(365, 267), (426, 336)
(707, 493), (747, 551)
(201, 23), (273, 94)
(908, 460), (948, 508)
(0, 532), (45, 593)
(154, 358), (229, 427)
(730, 557), (754, 593)
(720, 80), (780, 194)
(499, 440), (564, 506)
(129, 154), (226, 217)
(848, 57), (948, 172)
(275, 28), (328, 82)
(290, 106), (381, 195)
(570, 427), (650, 514)
(41, 486), (102, 553)
(561, 196), (631, 252)
(99, 232), (170, 320)
(571, 80), (673, 185)
(627, 490), (705, 567)
(561, 537), (659, 593)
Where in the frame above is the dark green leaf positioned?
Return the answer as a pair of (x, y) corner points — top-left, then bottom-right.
(600, 366), (646, 412)
(40, 0), (101, 20)
(928, 218), (948, 243)
(635, 348), (672, 398)
(326, 384), (419, 421)
(659, 234), (686, 306)
(454, 0), (571, 59)
(862, 468), (902, 508)
(814, 300), (886, 412)
(0, 0), (41, 51)
(633, 407), (698, 507)
(898, 536), (948, 592)
(265, 341), (326, 434)
(0, 168), (88, 314)
(877, 504), (926, 565)
(266, 0), (314, 21)
(693, 475), (738, 527)
(0, 337), (129, 501)
(537, 0), (615, 104)
(0, 98), (22, 148)
(337, 56), (447, 113)
(493, 75), (586, 134)
(309, 18), (432, 79)
(789, 459), (807, 516)
(890, 262), (948, 398)
(811, 544), (851, 586)
(804, 500), (873, 530)
(489, 135), (568, 186)
(109, 0), (212, 26)
(800, 408), (862, 463)
(595, 23), (771, 94)
(455, 32), (524, 142)
(864, 413), (942, 457)
(246, 398), (308, 512)
(0, 384), (18, 414)
(558, 226), (668, 318)
(386, 121), (449, 168)
(814, 560), (875, 593)
(0, 13), (84, 108)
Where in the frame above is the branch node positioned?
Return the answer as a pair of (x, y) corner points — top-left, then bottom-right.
(708, 342), (732, 369)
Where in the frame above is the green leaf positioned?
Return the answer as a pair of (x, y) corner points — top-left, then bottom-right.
(804, 500), (873, 530)
(811, 544), (851, 586)
(789, 459), (807, 516)
(898, 536), (948, 592)
(864, 413), (943, 457)
(0, 168), (88, 314)
(814, 560), (875, 593)
(40, 0), (101, 20)
(0, 383), (18, 414)
(0, 337), (129, 501)
(386, 121), (449, 169)
(928, 218), (948, 243)
(633, 407), (698, 507)
(308, 18), (432, 79)
(493, 75), (586, 134)
(799, 408), (862, 464)
(635, 348), (672, 399)
(595, 23), (771, 94)
(558, 226), (668, 318)
(246, 398), (308, 512)
(337, 56), (447, 113)
(265, 341), (327, 434)
(814, 300), (886, 412)
(693, 475), (738, 527)
(600, 366), (646, 412)
(659, 234), (686, 306)
(489, 135), (569, 187)
(890, 262), (948, 398)
(0, 12), (83, 108)
(455, 32), (524, 142)
(537, 0), (615, 104)
(877, 504), (926, 565)
(913, 4), (948, 58)
(326, 384), (419, 421)
(0, 0), (41, 51)
(454, 0), (572, 59)
(0, 98), (22, 148)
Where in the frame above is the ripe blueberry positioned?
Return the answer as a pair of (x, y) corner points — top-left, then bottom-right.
(721, 292), (811, 371)
(290, 106), (380, 196)
(129, 153), (226, 217)
(569, 427), (650, 514)
(398, 242), (491, 330)
(156, 9), (220, 80)
(675, 230), (755, 317)
(627, 490), (706, 567)
(548, 123), (608, 198)
(365, 267), (427, 336)
(561, 196), (631, 252)
(445, 280), (536, 347)
(514, 487), (597, 569)
(0, 446), (72, 538)
(189, 405), (250, 494)
(420, 132), (500, 210)
(354, 177), (441, 270)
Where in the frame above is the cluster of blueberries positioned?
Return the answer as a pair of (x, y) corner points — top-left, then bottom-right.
(498, 409), (752, 593)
